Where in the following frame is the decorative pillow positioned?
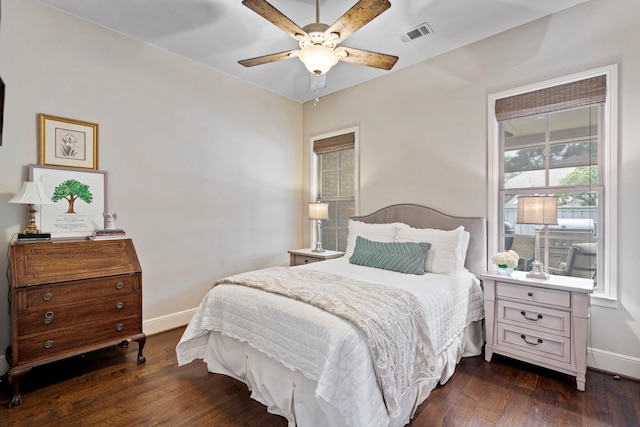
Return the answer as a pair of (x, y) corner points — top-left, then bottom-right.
(349, 236), (431, 275)
(344, 220), (408, 259)
(396, 226), (467, 274)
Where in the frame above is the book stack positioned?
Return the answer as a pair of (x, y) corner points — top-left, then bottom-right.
(16, 232), (52, 242)
(91, 229), (127, 240)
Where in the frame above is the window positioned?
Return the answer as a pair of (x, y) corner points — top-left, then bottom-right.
(311, 128), (358, 252)
(488, 66), (618, 306)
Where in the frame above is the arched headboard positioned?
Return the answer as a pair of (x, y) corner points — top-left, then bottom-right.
(351, 204), (487, 277)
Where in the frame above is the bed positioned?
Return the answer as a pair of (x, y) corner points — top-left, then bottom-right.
(176, 204), (487, 427)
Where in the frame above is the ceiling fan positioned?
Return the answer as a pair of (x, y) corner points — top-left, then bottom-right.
(238, 0), (399, 77)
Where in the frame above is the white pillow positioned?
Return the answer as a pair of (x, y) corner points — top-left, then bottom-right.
(396, 225), (468, 274)
(345, 220), (408, 259)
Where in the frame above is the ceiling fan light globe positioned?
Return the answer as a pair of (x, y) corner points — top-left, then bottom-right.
(299, 44), (339, 75)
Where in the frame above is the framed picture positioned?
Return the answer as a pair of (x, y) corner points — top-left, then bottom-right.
(39, 114), (98, 170)
(29, 164), (107, 239)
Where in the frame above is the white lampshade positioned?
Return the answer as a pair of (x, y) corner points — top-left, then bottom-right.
(299, 45), (339, 75)
(308, 202), (329, 220)
(9, 182), (54, 205)
(517, 196), (558, 225)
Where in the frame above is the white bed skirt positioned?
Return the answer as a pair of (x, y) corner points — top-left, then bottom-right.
(200, 320), (484, 427)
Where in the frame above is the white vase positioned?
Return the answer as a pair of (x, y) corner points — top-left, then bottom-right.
(497, 266), (514, 276)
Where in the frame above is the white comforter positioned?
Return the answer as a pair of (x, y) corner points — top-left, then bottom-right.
(176, 258), (484, 427)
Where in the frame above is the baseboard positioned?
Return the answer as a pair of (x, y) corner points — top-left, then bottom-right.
(142, 308), (197, 336)
(588, 347), (640, 380)
(0, 356), (8, 377)
(0, 308), (197, 376)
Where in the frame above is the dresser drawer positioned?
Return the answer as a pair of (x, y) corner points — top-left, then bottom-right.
(17, 314), (142, 363)
(497, 323), (571, 363)
(19, 275), (140, 312)
(497, 282), (570, 308)
(497, 300), (570, 337)
(17, 293), (141, 337)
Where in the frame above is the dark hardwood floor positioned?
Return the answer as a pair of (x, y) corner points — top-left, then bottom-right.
(1, 327), (638, 426)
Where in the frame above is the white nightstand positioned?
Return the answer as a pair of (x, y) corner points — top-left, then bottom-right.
(481, 270), (593, 391)
(288, 248), (345, 266)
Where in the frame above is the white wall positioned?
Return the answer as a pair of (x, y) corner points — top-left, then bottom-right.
(303, 0), (640, 379)
(0, 0), (303, 369)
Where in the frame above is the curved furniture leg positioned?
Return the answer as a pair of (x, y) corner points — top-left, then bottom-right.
(134, 335), (146, 364)
(8, 367), (31, 407)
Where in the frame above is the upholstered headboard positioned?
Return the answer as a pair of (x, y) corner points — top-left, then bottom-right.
(351, 204), (488, 277)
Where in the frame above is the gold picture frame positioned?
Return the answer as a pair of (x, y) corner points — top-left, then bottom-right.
(39, 114), (98, 170)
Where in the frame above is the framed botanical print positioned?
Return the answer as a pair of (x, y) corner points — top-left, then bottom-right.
(29, 164), (107, 239)
(39, 114), (98, 170)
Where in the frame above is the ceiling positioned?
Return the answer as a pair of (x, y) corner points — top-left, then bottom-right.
(35, 0), (588, 103)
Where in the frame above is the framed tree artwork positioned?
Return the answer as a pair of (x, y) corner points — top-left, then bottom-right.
(29, 164), (107, 239)
(39, 114), (99, 170)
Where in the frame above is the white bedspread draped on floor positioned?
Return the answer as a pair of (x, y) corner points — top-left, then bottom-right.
(176, 258), (484, 427)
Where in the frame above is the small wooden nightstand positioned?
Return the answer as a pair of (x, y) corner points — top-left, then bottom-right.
(288, 248), (345, 266)
(481, 270), (593, 391)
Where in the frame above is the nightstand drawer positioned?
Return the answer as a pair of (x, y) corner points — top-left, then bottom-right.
(497, 300), (570, 337)
(291, 254), (321, 266)
(497, 282), (570, 308)
(497, 323), (570, 363)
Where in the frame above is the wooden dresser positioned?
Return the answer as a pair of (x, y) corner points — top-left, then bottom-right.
(481, 271), (593, 391)
(7, 239), (146, 407)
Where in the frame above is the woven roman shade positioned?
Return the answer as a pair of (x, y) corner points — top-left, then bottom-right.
(313, 132), (355, 154)
(495, 75), (606, 122)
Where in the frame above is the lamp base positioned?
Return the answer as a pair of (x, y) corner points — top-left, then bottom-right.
(526, 259), (549, 280)
(23, 204), (42, 234)
(312, 219), (325, 252)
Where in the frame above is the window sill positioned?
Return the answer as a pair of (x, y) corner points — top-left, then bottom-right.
(590, 293), (618, 309)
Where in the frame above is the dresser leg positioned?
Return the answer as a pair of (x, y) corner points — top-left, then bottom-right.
(134, 336), (146, 364)
(7, 367), (31, 407)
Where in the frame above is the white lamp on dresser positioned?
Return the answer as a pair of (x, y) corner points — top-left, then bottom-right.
(516, 195), (558, 280)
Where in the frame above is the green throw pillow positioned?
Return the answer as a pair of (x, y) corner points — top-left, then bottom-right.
(349, 236), (431, 275)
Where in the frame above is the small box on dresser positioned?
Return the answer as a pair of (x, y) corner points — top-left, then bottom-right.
(7, 238), (146, 407)
(481, 270), (593, 391)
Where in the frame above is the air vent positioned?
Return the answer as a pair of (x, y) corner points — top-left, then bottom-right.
(400, 22), (433, 43)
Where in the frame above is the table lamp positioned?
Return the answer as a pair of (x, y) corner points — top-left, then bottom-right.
(517, 195), (558, 280)
(9, 182), (54, 234)
(308, 201), (329, 252)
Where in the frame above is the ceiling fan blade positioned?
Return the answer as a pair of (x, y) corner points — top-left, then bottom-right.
(336, 47), (398, 70)
(238, 50), (298, 67)
(242, 0), (308, 40)
(325, 0), (391, 44)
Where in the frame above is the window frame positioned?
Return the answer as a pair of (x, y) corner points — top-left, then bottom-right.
(487, 65), (618, 307)
(310, 126), (359, 251)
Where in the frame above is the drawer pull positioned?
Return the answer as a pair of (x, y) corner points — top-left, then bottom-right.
(115, 282), (124, 290)
(43, 311), (54, 324)
(520, 311), (543, 321)
(43, 340), (54, 349)
(527, 292), (533, 297)
(520, 334), (543, 346)
(116, 302), (124, 309)
(43, 292), (53, 301)
(115, 323), (124, 331)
